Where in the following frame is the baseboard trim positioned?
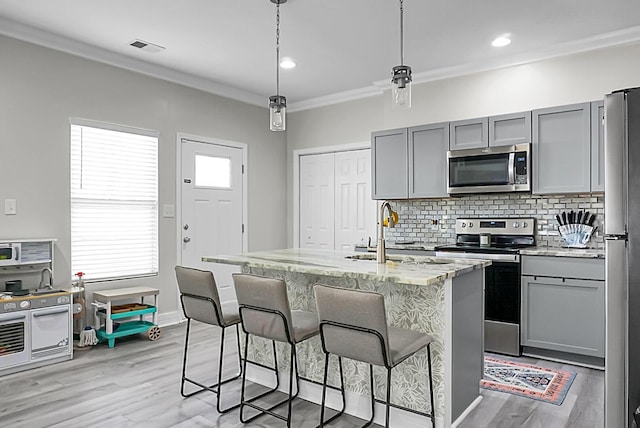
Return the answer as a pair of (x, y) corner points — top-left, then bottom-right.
(451, 395), (483, 428)
(158, 311), (182, 328)
(245, 363), (444, 428)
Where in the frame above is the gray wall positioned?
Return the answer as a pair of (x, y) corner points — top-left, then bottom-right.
(0, 35), (287, 318)
(287, 42), (640, 246)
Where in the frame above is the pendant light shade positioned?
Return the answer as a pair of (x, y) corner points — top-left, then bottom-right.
(391, 0), (412, 110)
(269, 0), (287, 131)
(269, 95), (286, 131)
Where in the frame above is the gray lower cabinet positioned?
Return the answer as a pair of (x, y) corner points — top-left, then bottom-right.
(591, 100), (605, 192)
(489, 111), (532, 147)
(372, 124), (448, 200)
(532, 102), (592, 194)
(371, 128), (408, 199)
(521, 256), (605, 361)
(449, 117), (488, 150)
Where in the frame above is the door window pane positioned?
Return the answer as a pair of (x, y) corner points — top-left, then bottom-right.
(195, 155), (231, 188)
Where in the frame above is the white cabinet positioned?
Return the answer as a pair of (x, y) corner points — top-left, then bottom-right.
(30, 304), (72, 361)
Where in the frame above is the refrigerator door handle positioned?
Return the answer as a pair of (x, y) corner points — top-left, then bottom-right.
(605, 234), (628, 241)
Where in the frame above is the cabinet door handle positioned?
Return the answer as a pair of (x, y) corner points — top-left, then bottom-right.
(33, 307), (69, 317)
(0, 314), (27, 322)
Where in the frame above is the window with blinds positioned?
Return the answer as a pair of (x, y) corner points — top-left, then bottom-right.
(70, 121), (158, 281)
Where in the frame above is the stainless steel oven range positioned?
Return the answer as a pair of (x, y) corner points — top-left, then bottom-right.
(435, 217), (536, 356)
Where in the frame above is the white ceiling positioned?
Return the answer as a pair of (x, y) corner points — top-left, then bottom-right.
(1, 0), (640, 111)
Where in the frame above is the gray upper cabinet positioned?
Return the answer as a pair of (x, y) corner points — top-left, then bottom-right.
(371, 128), (408, 199)
(409, 123), (449, 198)
(449, 117), (488, 150)
(532, 103), (591, 194)
(591, 100), (605, 192)
(489, 111), (532, 147)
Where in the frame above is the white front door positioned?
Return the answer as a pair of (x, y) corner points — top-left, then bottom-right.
(299, 153), (335, 249)
(334, 150), (376, 250)
(181, 139), (244, 304)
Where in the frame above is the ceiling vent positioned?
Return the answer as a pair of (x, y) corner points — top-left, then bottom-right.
(129, 39), (165, 54)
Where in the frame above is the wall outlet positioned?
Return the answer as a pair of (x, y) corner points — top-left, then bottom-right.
(4, 199), (16, 215)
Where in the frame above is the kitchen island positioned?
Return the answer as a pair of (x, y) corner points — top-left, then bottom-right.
(203, 248), (489, 428)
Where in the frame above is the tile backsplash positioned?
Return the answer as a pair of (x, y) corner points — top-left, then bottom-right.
(385, 193), (605, 249)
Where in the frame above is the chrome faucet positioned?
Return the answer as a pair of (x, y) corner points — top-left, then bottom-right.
(39, 267), (54, 290)
(377, 201), (398, 263)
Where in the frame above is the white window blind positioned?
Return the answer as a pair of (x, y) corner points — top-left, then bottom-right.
(70, 121), (158, 281)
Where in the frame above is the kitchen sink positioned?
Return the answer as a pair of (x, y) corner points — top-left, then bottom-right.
(345, 254), (451, 264)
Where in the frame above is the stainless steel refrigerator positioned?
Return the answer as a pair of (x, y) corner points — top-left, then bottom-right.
(605, 87), (640, 428)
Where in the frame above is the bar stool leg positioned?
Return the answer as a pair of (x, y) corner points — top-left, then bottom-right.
(385, 368), (392, 428)
(318, 354), (346, 428)
(364, 364), (375, 427)
(179, 318), (192, 397)
(427, 344), (436, 426)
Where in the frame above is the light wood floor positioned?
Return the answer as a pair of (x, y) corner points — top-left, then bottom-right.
(0, 322), (603, 428)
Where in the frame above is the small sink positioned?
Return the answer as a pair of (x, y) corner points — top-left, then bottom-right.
(345, 254), (451, 265)
(30, 289), (67, 296)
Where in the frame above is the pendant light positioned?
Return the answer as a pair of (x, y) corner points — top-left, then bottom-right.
(391, 0), (412, 109)
(269, 0), (287, 131)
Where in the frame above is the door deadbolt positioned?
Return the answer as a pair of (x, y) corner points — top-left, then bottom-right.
(183, 237), (191, 243)
(183, 224), (189, 230)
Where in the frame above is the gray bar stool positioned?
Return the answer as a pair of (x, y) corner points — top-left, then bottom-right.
(233, 273), (320, 427)
(174, 266), (243, 413)
(313, 283), (436, 428)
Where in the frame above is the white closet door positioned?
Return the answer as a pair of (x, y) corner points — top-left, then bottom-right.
(334, 150), (377, 250)
(299, 153), (335, 249)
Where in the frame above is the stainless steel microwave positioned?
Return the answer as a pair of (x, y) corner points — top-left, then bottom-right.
(447, 143), (530, 194)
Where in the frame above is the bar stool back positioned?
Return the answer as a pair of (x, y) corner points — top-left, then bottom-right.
(314, 283), (436, 427)
(174, 266), (242, 413)
(233, 273), (320, 427)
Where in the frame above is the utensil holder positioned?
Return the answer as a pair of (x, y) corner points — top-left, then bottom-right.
(558, 224), (594, 248)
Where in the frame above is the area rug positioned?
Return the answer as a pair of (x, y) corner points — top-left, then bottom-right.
(480, 356), (576, 405)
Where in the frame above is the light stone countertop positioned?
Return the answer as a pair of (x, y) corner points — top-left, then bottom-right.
(203, 248), (490, 287)
(519, 247), (605, 258)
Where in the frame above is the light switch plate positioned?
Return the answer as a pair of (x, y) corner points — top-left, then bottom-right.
(4, 199), (16, 215)
(162, 204), (175, 218)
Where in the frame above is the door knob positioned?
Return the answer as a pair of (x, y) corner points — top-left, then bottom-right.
(183, 237), (191, 243)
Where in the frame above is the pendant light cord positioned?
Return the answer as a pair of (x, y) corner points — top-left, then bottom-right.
(276, 2), (281, 96)
(399, 0), (404, 66)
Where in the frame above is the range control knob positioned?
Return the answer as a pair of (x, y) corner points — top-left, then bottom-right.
(461, 222), (467, 228)
(522, 221), (528, 228)
(513, 222), (520, 228)
(468, 222), (474, 228)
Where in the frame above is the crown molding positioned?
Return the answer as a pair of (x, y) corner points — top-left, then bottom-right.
(2, 16), (640, 114)
(0, 16), (266, 108)
(292, 25), (640, 113)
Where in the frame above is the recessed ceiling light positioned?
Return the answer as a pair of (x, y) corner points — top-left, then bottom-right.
(280, 57), (296, 69)
(492, 36), (511, 48)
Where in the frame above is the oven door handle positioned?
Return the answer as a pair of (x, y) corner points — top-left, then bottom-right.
(435, 251), (519, 263)
(32, 307), (69, 317)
